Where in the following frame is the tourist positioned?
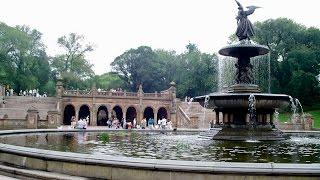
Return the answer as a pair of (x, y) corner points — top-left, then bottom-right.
(166, 119), (173, 130)
(122, 118), (126, 129)
(148, 117), (154, 129)
(107, 119), (112, 128)
(83, 118), (88, 129)
(127, 121), (132, 129)
(76, 118), (84, 129)
(70, 116), (76, 129)
(141, 118), (147, 129)
(133, 118), (136, 128)
(159, 117), (167, 130)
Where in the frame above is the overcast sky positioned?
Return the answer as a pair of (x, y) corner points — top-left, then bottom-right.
(0, 0), (319, 75)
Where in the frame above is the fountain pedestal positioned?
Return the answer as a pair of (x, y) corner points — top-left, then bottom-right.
(195, 41), (290, 141)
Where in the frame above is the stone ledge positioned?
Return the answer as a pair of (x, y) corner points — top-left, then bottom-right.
(0, 129), (319, 179)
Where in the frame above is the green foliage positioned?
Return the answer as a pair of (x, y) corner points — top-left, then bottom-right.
(50, 33), (94, 89)
(111, 43), (218, 97)
(99, 132), (110, 143)
(253, 18), (320, 104)
(92, 72), (127, 90)
(0, 22), (51, 93)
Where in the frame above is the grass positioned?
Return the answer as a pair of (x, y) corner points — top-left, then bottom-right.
(277, 102), (320, 129)
(278, 113), (291, 123)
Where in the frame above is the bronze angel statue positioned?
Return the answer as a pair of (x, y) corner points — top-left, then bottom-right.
(235, 0), (261, 41)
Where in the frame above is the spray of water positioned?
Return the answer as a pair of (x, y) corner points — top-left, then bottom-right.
(202, 95), (210, 129)
(274, 110), (280, 128)
(248, 94), (257, 129)
(295, 98), (305, 123)
(289, 96), (297, 122)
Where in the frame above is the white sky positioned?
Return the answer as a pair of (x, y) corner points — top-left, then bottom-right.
(0, 0), (319, 75)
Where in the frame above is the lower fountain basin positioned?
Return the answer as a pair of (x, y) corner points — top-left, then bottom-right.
(195, 92), (290, 109)
(0, 129), (319, 179)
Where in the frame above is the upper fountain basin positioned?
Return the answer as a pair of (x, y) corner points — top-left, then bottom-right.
(195, 93), (290, 109)
(219, 41), (269, 58)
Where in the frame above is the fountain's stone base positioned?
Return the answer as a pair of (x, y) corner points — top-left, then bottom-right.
(228, 84), (260, 93)
(211, 127), (285, 141)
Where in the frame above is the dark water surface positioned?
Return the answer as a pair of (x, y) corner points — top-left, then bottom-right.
(0, 131), (319, 163)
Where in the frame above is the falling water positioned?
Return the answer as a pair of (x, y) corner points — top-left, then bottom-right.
(274, 110), (280, 128)
(251, 54), (270, 92)
(218, 55), (270, 93)
(248, 94), (257, 128)
(295, 98), (305, 123)
(202, 95), (210, 129)
(289, 96), (297, 122)
(247, 94), (258, 142)
(217, 56), (236, 92)
(268, 52), (271, 93)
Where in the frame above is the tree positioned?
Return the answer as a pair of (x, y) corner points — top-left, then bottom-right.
(253, 18), (320, 104)
(175, 43), (218, 97)
(51, 33), (94, 89)
(111, 46), (167, 92)
(0, 22), (51, 93)
(91, 72), (127, 90)
(110, 44), (218, 97)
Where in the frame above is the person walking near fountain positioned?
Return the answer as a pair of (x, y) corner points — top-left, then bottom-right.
(141, 118), (147, 129)
(148, 117), (154, 129)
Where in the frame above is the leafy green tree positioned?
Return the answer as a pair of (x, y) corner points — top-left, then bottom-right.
(175, 43), (218, 97)
(0, 23), (51, 93)
(111, 46), (168, 92)
(253, 18), (320, 104)
(91, 72), (127, 90)
(51, 33), (94, 89)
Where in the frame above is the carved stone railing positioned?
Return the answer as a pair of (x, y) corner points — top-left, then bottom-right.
(63, 90), (170, 100)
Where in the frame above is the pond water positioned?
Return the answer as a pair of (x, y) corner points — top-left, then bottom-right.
(0, 131), (319, 163)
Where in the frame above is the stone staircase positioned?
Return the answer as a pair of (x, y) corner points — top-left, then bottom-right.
(177, 102), (215, 129)
(0, 96), (57, 121)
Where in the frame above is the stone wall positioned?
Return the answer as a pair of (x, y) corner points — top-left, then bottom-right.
(277, 114), (314, 130)
(0, 96), (59, 129)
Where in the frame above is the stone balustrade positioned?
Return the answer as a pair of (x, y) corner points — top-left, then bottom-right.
(63, 89), (171, 100)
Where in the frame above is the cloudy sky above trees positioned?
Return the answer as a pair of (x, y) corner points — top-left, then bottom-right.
(0, 0), (319, 74)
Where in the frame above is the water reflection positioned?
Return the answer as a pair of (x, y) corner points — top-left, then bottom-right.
(0, 131), (319, 163)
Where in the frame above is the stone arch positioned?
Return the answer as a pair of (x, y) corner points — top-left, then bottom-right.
(112, 105), (123, 120)
(63, 104), (75, 125)
(157, 107), (168, 120)
(126, 106), (137, 123)
(144, 107), (154, 126)
(97, 105), (108, 126)
(79, 104), (90, 124)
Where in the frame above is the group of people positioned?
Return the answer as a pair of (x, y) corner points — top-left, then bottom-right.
(97, 88), (124, 93)
(140, 117), (172, 130)
(70, 116), (89, 129)
(4, 87), (47, 97)
(82, 116), (172, 130)
(18, 89), (47, 97)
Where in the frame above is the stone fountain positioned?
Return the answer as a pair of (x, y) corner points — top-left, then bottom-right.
(195, 0), (290, 140)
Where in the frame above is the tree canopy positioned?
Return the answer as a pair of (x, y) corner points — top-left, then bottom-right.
(254, 18), (320, 104)
(110, 43), (218, 97)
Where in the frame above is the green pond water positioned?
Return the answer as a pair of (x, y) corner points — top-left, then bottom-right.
(0, 131), (319, 163)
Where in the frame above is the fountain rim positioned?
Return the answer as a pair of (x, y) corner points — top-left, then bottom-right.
(194, 93), (291, 100)
(0, 129), (319, 177)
